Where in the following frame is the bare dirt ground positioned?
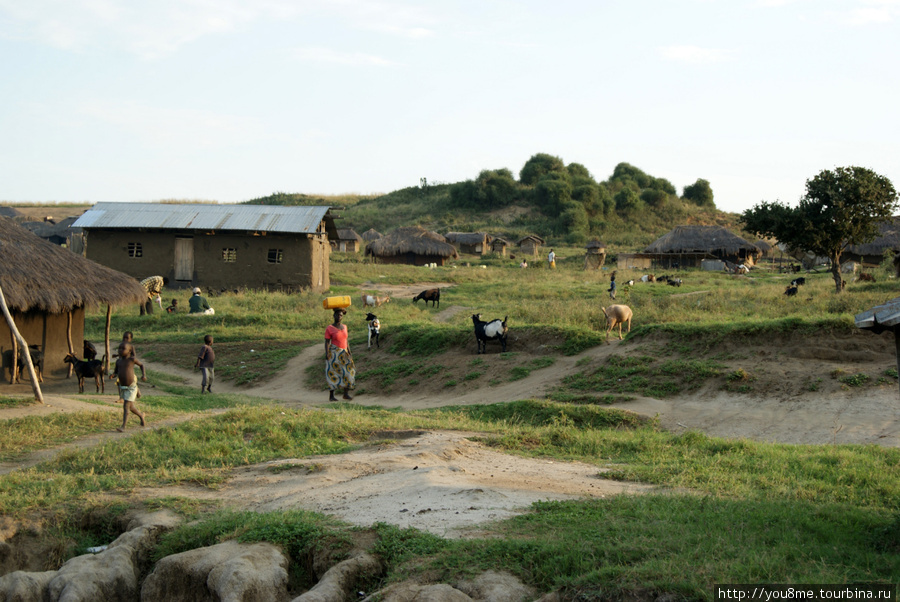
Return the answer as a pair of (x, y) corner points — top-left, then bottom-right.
(2, 290), (899, 535)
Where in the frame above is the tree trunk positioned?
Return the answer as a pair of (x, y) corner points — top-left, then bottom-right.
(831, 252), (844, 293)
(0, 284), (43, 402)
(66, 311), (75, 378)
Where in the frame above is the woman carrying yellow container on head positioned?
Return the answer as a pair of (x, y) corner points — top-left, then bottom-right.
(324, 307), (355, 402)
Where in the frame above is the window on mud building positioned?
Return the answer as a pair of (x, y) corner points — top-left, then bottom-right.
(127, 242), (143, 258)
(222, 248), (237, 263)
(267, 249), (283, 264)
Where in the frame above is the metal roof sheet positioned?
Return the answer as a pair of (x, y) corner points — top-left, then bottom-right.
(73, 202), (331, 234)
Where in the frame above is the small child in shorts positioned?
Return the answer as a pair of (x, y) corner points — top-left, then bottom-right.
(113, 342), (147, 431)
(194, 335), (215, 393)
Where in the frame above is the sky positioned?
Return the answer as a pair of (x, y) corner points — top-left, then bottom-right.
(1, 0), (898, 214)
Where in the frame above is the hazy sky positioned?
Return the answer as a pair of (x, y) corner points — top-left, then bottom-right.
(1, 0), (898, 214)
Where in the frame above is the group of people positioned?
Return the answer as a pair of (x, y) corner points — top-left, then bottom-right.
(139, 276), (214, 315)
(109, 330), (216, 433)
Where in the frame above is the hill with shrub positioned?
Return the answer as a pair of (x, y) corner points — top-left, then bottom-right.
(247, 153), (752, 251)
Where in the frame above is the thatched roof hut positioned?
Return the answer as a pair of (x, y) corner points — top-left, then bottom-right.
(444, 232), (491, 255)
(490, 237), (510, 256)
(366, 226), (458, 266)
(0, 217), (146, 379)
(643, 226), (761, 268)
(518, 235), (545, 257)
(335, 228), (363, 253)
(844, 217), (900, 266)
(360, 228), (383, 242)
(584, 239), (607, 270)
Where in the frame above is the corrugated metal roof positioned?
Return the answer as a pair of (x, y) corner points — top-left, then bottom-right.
(73, 202), (331, 234)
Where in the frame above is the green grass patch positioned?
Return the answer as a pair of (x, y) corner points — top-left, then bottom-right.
(558, 355), (724, 398)
(0, 396), (37, 409)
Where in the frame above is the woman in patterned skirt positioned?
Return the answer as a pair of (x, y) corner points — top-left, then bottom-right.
(324, 308), (355, 401)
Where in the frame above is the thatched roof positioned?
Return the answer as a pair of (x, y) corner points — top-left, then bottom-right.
(366, 226), (458, 259)
(0, 217), (146, 313)
(644, 226), (760, 255)
(360, 228), (382, 242)
(0, 207), (24, 219)
(585, 239), (607, 250)
(445, 232), (491, 246)
(337, 228), (362, 242)
(846, 217), (900, 256)
(518, 235), (545, 245)
(491, 237), (510, 245)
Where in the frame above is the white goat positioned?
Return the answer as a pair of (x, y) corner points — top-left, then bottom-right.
(361, 294), (390, 308)
(601, 305), (633, 343)
(365, 312), (381, 349)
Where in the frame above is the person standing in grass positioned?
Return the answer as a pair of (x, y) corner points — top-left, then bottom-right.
(324, 308), (355, 402)
(194, 335), (215, 394)
(548, 249), (556, 269)
(608, 271), (617, 300)
(113, 342), (147, 432)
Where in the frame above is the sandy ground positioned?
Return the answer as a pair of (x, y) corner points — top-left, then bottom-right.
(2, 293), (899, 535)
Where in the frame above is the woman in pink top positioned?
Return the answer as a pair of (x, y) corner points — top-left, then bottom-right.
(324, 308), (355, 401)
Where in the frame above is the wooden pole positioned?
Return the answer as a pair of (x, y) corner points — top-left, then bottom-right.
(894, 325), (900, 399)
(66, 311), (75, 378)
(104, 305), (112, 375)
(0, 284), (43, 402)
(7, 330), (15, 384)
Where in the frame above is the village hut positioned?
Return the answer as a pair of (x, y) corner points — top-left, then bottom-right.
(73, 203), (337, 293)
(335, 228), (363, 253)
(844, 217), (900, 267)
(20, 216), (84, 251)
(0, 217), (146, 382)
(584, 239), (607, 270)
(617, 254), (653, 270)
(643, 225), (761, 269)
(360, 228), (383, 243)
(366, 226), (458, 266)
(490, 237), (510, 256)
(444, 232), (492, 255)
(517, 235), (545, 258)
(753, 239), (773, 258)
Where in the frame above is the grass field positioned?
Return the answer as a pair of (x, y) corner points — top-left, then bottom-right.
(2, 253), (897, 599)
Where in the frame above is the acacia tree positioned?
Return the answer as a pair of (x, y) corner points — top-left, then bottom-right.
(740, 166), (898, 293)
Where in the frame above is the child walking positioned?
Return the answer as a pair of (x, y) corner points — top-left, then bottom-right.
(113, 342), (147, 431)
(195, 335), (215, 393)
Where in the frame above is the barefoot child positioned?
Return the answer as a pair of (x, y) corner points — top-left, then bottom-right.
(113, 342), (147, 431)
(194, 335), (215, 393)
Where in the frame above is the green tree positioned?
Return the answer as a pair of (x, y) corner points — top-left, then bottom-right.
(449, 168), (519, 210)
(567, 162), (593, 181)
(611, 163), (652, 189)
(615, 187), (643, 213)
(740, 166), (898, 293)
(683, 179), (715, 208)
(520, 153), (566, 186)
(534, 177), (573, 216)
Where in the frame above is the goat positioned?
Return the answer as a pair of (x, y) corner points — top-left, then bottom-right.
(667, 278), (683, 287)
(601, 305), (632, 344)
(412, 288), (440, 308)
(784, 286), (798, 297)
(361, 294), (390, 308)
(626, 279), (635, 286)
(640, 274), (655, 283)
(857, 273), (876, 283)
(64, 353), (105, 393)
(365, 312), (381, 349)
(4, 346), (43, 384)
(472, 314), (508, 354)
(791, 277), (806, 287)
(83, 340), (98, 360)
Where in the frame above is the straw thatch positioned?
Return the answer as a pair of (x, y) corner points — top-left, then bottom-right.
(337, 228), (362, 242)
(845, 217), (900, 260)
(361, 228), (383, 242)
(585, 239), (607, 252)
(366, 226), (458, 259)
(0, 217), (146, 313)
(444, 232), (491, 246)
(644, 226), (760, 256)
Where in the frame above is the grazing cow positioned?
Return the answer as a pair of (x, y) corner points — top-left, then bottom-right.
(472, 314), (508, 354)
(413, 288), (440, 308)
(365, 312), (381, 349)
(601, 305), (632, 344)
(64, 353), (105, 393)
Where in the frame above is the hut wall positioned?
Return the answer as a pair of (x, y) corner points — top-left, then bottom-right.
(337, 240), (360, 253)
(85, 230), (330, 293)
(459, 243), (484, 255)
(373, 253), (448, 266)
(1, 308), (85, 379)
(491, 242), (508, 256)
(520, 242), (541, 257)
(617, 254), (652, 270)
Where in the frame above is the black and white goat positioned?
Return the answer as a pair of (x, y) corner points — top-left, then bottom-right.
(791, 277), (806, 286)
(472, 314), (508, 354)
(365, 312), (381, 349)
